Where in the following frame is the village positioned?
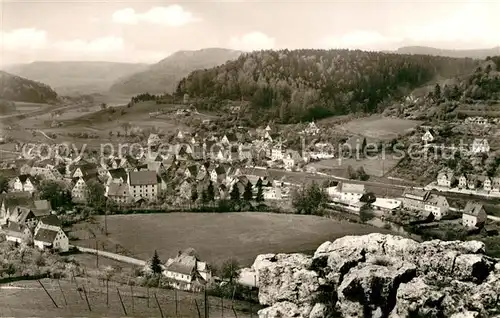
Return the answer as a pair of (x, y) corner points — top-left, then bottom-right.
(1, 111), (500, 291)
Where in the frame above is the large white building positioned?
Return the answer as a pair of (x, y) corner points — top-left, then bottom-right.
(163, 251), (212, 292)
(128, 171), (159, 201)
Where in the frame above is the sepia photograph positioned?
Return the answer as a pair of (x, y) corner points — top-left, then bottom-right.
(0, 0), (500, 317)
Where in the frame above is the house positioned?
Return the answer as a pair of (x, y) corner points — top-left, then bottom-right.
(71, 163), (98, 179)
(163, 251), (212, 292)
(371, 198), (402, 212)
(466, 174), (481, 190)
(128, 171), (160, 201)
(465, 116), (487, 125)
(263, 186), (282, 200)
(437, 169), (455, 188)
(0, 192), (34, 225)
(337, 182), (366, 203)
(271, 146), (283, 162)
(184, 165), (199, 179)
(422, 130), (435, 143)
(303, 121), (320, 135)
(34, 227), (69, 252)
(491, 177), (500, 193)
(148, 133), (161, 147)
(462, 202), (487, 228)
(283, 150), (302, 171)
(458, 175), (467, 188)
(34, 214), (62, 233)
(33, 200), (52, 218)
(402, 189), (430, 211)
(483, 176), (492, 192)
(8, 206), (38, 229)
(471, 138), (490, 154)
(424, 195), (449, 220)
(106, 183), (130, 204)
(13, 175), (36, 193)
(107, 168), (128, 185)
(221, 134), (238, 145)
(71, 177), (90, 203)
(3, 222), (32, 244)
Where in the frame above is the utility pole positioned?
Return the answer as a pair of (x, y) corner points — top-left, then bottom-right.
(204, 286), (209, 318)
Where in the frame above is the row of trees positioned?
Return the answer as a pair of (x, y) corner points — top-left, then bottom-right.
(193, 179), (266, 204)
(176, 49), (479, 124)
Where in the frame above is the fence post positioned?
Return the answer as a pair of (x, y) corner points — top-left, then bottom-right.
(154, 292), (164, 318)
(57, 279), (67, 306)
(38, 280), (58, 308)
(117, 288), (127, 316)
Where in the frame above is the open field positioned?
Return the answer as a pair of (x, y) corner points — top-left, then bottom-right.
(0, 278), (256, 317)
(307, 157), (401, 177)
(337, 116), (422, 140)
(75, 212), (392, 267)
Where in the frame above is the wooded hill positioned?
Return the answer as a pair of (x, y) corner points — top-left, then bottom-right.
(175, 49), (480, 124)
(0, 71), (58, 103)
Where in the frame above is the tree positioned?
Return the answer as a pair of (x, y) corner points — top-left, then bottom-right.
(201, 189), (209, 204)
(39, 180), (72, 210)
(292, 182), (329, 215)
(191, 188), (199, 203)
(243, 181), (253, 201)
(356, 166), (369, 181)
(0, 175), (9, 193)
(100, 102), (107, 110)
(230, 184), (240, 201)
(206, 181), (215, 202)
(347, 165), (357, 180)
(150, 250), (162, 274)
(121, 122), (131, 136)
(434, 83), (441, 99)
(220, 258), (240, 283)
(256, 180), (264, 202)
(86, 180), (106, 210)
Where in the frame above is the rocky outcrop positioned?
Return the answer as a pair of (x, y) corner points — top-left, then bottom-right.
(254, 233), (500, 318)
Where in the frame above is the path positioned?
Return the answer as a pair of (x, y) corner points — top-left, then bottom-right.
(74, 245), (146, 267)
(34, 130), (54, 140)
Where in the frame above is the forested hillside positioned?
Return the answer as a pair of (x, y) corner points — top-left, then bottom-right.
(0, 71), (58, 103)
(109, 48), (242, 95)
(176, 49), (479, 123)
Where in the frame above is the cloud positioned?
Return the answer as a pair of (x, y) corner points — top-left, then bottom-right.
(229, 32), (275, 52)
(0, 28), (48, 50)
(112, 5), (200, 27)
(318, 31), (402, 51)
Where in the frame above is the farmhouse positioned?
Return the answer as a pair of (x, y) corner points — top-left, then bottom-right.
(106, 183), (130, 204)
(3, 222), (32, 244)
(422, 130), (435, 143)
(436, 169), (455, 188)
(371, 198), (402, 212)
(163, 251), (212, 292)
(71, 176), (91, 203)
(106, 168), (128, 185)
(13, 175), (36, 193)
(462, 202), (487, 228)
(271, 145), (284, 162)
(33, 227), (69, 252)
(33, 200), (52, 218)
(471, 138), (490, 154)
(423, 195), (449, 220)
(148, 133), (161, 147)
(128, 171), (160, 201)
(402, 189), (430, 211)
(303, 121), (320, 135)
(337, 182), (366, 203)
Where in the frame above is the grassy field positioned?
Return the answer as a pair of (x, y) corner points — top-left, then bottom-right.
(75, 212), (392, 267)
(307, 157), (401, 177)
(0, 278), (256, 317)
(338, 115), (422, 140)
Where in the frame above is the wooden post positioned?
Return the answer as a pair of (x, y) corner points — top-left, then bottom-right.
(147, 286), (150, 308)
(82, 285), (91, 311)
(194, 299), (202, 318)
(95, 240), (99, 268)
(57, 279), (67, 306)
(104, 209), (108, 235)
(249, 289), (253, 318)
(221, 297), (223, 318)
(231, 285), (236, 308)
(204, 287), (209, 318)
(232, 306), (238, 318)
(130, 284), (134, 313)
(106, 279), (109, 307)
(154, 292), (164, 318)
(117, 288), (127, 316)
(38, 280), (58, 308)
(72, 271), (83, 299)
(175, 289), (178, 316)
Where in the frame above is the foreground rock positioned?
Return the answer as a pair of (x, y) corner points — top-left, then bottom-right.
(253, 233), (500, 318)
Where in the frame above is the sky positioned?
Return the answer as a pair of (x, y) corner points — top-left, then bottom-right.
(0, 0), (499, 66)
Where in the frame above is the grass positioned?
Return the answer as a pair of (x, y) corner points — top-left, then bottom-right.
(338, 115), (422, 141)
(75, 212), (392, 267)
(0, 278), (256, 317)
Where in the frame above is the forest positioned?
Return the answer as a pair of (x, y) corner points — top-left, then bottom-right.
(0, 71), (58, 104)
(175, 49), (480, 123)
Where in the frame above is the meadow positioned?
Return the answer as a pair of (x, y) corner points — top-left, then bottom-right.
(81, 212), (391, 267)
(0, 278), (256, 317)
(307, 157), (401, 177)
(337, 115), (422, 140)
